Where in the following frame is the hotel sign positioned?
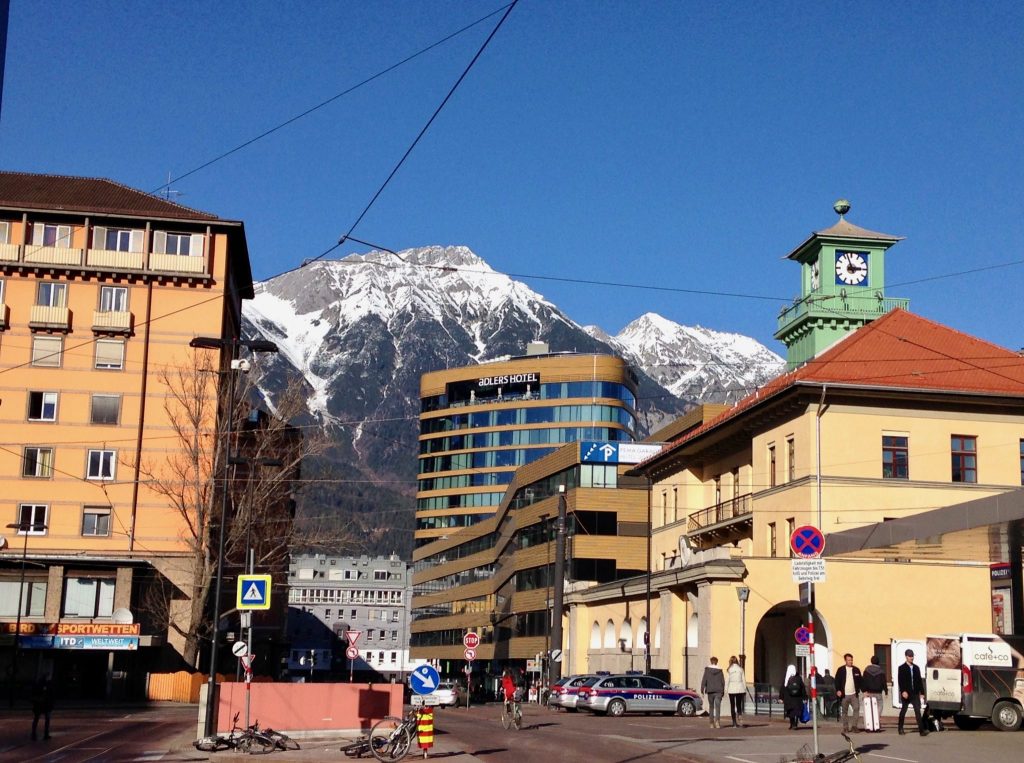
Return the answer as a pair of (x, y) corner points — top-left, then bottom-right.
(580, 441), (664, 464)
(477, 372), (539, 388)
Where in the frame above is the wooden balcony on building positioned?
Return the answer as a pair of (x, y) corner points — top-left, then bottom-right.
(149, 253), (207, 274)
(86, 248), (146, 270)
(24, 246), (84, 266)
(29, 305), (71, 330)
(92, 309), (133, 334)
(686, 493), (753, 549)
(0, 243), (20, 262)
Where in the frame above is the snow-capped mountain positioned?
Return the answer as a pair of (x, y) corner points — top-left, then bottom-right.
(242, 245), (783, 557)
(590, 312), (785, 403)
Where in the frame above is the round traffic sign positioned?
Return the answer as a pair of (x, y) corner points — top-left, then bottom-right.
(231, 641), (247, 657)
(464, 648), (476, 662)
(463, 631), (480, 649)
(410, 664), (441, 696)
(794, 626), (811, 645)
(790, 525), (825, 558)
(346, 646), (359, 660)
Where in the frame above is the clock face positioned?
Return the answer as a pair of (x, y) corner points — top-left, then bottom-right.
(835, 251), (868, 286)
(810, 260), (820, 290)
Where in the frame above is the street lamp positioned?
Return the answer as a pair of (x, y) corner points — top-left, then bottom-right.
(191, 336), (278, 737)
(6, 519), (47, 707)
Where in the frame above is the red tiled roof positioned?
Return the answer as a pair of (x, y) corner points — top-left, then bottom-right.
(0, 171), (221, 221)
(639, 309), (1024, 466)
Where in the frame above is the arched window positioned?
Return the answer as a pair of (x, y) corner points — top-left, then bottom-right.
(687, 613), (699, 648)
(590, 621), (601, 649)
(620, 619), (633, 650)
(637, 617), (648, 650)
(603, 619), (616, 648)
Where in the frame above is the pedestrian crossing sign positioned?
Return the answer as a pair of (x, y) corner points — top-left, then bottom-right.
(237, 574), (272, 610)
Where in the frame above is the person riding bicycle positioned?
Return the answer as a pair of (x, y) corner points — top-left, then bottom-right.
(501, 669), (518, 706)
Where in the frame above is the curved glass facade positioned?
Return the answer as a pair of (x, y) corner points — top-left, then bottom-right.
(421, 380), (636, 413)
(420, 403), (635, 435)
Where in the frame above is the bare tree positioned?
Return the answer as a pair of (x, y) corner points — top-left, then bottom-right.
(134, 352), (346, 668)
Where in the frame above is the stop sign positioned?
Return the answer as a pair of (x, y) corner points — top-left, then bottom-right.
(463, 631), (480, 649)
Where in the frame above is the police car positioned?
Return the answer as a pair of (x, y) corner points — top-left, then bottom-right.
(549, 674), (603, 711)
(576, 673), (702, 717)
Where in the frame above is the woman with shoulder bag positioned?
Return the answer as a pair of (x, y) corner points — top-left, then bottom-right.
(780, 665), (806, 730)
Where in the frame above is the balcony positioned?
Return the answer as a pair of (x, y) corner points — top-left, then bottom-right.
(149, 253), (207, 274)
(0, 302), (6, 329)
(23, 246), (84, 267)
(0, 243), (20, 262)
(92, 310), (133, 334)
(86, 248), (145, 270)
(777, 294), (909, 334)
(29, 305), (70, 330)
(687, 493), (752, 549)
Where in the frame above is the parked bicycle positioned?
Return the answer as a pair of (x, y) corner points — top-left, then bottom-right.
(340, 709), (419, 762)
(501, 688), (523, 730)
(193, 712), (278, 754)
(780, 732), (861, 763)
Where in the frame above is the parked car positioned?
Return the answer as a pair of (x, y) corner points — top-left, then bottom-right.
(576, 673), (702, 717)
(433, 681), (462, 707)
(550, 674), (602, 712)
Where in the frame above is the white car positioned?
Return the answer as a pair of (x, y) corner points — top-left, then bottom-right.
(433, 681), (461, 707)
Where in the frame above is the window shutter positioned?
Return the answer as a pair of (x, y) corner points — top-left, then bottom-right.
(130, 229), (144, 253)
(95, 339), (124, 369)
(190, 233), (205, 258)
(152, 230), (166, 255)
(92, 226), (107, 249)
(32, 336), (62, 367)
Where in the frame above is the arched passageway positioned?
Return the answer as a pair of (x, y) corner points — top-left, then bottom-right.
(753, 600), (831, 686)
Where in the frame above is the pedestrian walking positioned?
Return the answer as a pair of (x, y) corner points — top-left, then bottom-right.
(30, 677), (54, 741)
(781, 665), (806, 730)
(700, 656), (725, 728)
(817, 669), (836, 718)
(861, 656), (887, 732)
(897, 649), (929, 736)
(834, 653), (863, 732)
(725, 656), (747, 727)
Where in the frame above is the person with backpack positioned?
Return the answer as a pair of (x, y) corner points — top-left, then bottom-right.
(861, 656), (888, 732)
(780, 665), (806, 730)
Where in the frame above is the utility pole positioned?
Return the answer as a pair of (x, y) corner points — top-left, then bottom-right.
(549, 486), (567, 683)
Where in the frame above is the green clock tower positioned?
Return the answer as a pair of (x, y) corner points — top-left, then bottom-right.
(774, 200), (909, 368)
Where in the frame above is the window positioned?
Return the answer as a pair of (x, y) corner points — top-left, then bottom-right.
(99, 285), (128, 312)
(951, 435), (977, 483)
(350, 609), (357, 619)
(95, 339), (125, 370)
(31, 223), (72, 248)
(882, 436), (909, 479)
(787, 438), (796, 481)
(787, 518), (796, 557)
(344, 570), (355, 580)
(367, 629), (375, 641)
(22, 447), (54, 478)
(91, 394), (120, 425)
(390, 651), (397, 664)
(0, 580), (47, 617)
(31, 335), (63, 367)
(0, 220), (9, 244)
(82, 506), (111, 537)
(732, 468), (740, 499)
(391, 629), (398, 640)
(92, 227), (143, 253)
(28, 391), (58, 421)
(768, 522), (777, 558)
(36, 282), (67, 307)
(392, 611), (399, 622)
(87, 449), (116, 480)
(153, 230), (204, 257)
(62, 577), (115, 617)
(768, 445), (777, 488)
(374, 570), (388, 580)
(17, 504), (48, 534)
(713, 475), (721, 505)
(325, 609), (332, 620)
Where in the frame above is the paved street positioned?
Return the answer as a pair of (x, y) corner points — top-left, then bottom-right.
(0, 704), (203, 763)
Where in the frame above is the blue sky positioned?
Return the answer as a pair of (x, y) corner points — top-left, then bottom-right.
(2, 1), (1022, 352)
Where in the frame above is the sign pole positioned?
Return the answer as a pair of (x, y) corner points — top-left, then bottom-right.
(809, 583), (818, 757)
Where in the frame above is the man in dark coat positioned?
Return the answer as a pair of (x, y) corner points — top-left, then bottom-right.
(897, 649), (929, 736)
(700, 656), (726, 729)
(31, 678), (54, 741)
(834, 653), (863, 733)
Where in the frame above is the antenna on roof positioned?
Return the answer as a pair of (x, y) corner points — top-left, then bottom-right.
(161, 172), (184, 202)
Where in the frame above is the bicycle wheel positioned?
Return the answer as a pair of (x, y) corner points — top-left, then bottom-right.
(237, 733), (276, 755)
(193, 735), (231, 752)
(512, 704), (523, 730)
(266, 728), (300, 750)
(369, 716), (412, 762)
(501, 703), (512, 730)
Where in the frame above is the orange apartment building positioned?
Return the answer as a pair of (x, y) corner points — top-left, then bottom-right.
(0, 171), (254, 699)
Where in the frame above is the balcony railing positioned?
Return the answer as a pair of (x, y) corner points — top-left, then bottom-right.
(149, 253), (206, 274)
(687, 493), (753, 533)
(24, 246), (84, 266)
(0, 243), (20, 262)
(92, 310), (132, 333)
(777, 295), (910, 333)
(29, 305), (70, 330)
(86, 248), (145, 270)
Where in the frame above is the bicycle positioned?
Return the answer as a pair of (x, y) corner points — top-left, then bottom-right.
(501, 689), (523, 730)
(194, 712), (277, 754)
(364, 709), (419, 762)
(779, 732), (861, 763)
(255, 722), (300, 751)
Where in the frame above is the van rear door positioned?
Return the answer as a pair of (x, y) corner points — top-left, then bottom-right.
(890, 639), (926, 710)
(925, 635), (963, 713)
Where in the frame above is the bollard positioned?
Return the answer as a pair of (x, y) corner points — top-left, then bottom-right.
(416, 707), (434, 758)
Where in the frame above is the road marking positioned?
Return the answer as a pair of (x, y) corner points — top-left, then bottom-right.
(725, 756), (760, 763)
(865, 754), (919, 762)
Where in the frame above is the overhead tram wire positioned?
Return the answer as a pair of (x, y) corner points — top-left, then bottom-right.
(150, 3), (515, 195)
(303, 0), (521, 268)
